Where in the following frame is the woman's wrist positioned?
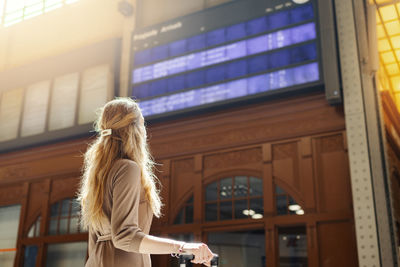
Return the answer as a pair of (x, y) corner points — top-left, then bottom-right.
(171, 241), (186, 257)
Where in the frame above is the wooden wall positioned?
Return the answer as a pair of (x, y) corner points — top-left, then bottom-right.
(0, 92), (360, 266)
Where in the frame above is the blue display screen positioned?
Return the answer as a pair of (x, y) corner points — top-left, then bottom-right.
(131, 2), (321, 117)
(138, 63), (320, 116)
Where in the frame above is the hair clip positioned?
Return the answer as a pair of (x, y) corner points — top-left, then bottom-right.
(101, 129), (112, 137)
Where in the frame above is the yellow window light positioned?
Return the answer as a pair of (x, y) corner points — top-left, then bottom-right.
(397, 3), (400, 14)
(376, 0), (397, 4)
(377, 24), (386, 39)
(391, 35), (400, 48)
(380, 5), (398, 22)
(377, 10), (382, 24)
(385, 20), (400, 35)
(395, 49), (400, 60)
(379, 38), (392, 51)
(392, 75), (400, 91)
(386, 63), (400, 75)
(382, 51), (397, 63)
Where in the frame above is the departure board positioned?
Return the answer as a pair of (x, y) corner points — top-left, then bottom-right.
(131, 0), (323, 118)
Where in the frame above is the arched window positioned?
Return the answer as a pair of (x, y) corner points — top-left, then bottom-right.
(27, 216), (41, 238)
(173, 195), (194, 225)
(48, 198), (85, 235)
(204, 176), (263, 221)
(275, 185), (304, 215)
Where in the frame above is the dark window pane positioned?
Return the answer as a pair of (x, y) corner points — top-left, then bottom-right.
(70, 217), (79, 234)
(187, 196), (193, 204)
(48, 219), (57, 235)
(220, 178), (233, 199)
(24, 245), (38, 267)
(50, 202), (59, 217)
(276, 195), (288, 215)
(220, 201), (232, 220)
(276, 185), (285, 194)
(234, 199), (248, 219)
(250, 198), (264, 219)
(278, 226), (308, 267)
(234, 176), (248, 197)
(71, 200), (80, 216)
(185, 205), (193, 224)
(46, 242), (88, 267)
(208, 230), (266, 267)
(206, 182), (218, 201)
(205, 203), (218, 221)
(174, 209), (184, 224)
(61, 199), (70, 217)
(249, 177), (263, 196)
(59, 218), (68, 234)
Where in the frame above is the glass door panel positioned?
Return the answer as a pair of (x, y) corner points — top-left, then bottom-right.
(207, 230), (265, 267)
(278, 226), (307, 267)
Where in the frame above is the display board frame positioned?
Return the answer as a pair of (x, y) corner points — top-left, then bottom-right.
(130, 0), (341, 121)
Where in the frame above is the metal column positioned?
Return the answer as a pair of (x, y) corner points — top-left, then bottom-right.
(334, 0), (398, 266)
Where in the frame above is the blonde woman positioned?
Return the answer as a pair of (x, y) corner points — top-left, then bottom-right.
(78, 98), (214, 267)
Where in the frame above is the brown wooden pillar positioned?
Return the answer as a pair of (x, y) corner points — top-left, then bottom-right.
(14, 182), (30, 267)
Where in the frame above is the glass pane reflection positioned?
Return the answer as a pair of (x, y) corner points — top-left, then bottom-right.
(208, 230), (266, 267)
(278, 226), (307, 267)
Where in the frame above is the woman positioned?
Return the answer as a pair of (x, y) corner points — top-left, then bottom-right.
(78, 98), (214, 267)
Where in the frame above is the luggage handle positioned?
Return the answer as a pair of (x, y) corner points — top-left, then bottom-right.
(179, 254), (219, 267)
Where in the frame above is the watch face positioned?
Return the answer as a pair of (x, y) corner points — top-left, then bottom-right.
(292, 0), (310, 4)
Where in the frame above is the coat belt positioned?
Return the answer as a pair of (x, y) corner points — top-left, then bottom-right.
(97, 233), (111, 242)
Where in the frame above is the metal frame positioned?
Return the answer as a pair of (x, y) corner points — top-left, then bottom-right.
(335, 0), (399, 265)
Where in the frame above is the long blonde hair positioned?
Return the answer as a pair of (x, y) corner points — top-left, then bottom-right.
(78, 97), (162, 231)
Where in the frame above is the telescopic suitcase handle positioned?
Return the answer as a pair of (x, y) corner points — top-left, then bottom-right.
(179, 254), (219, 267)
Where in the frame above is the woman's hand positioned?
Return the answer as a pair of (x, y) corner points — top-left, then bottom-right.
(182, 243), (214, 266)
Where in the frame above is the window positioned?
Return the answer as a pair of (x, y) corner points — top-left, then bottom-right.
(204, 176), (263, 222)
(275, 185), (305, 216)
(46, 242), (87, 267)
(278, 226), (308, 266)
(0, 0), (79, 27)
(48, 198), (85, 235)
(0, 204), (21, 267)
(23, 245), (38, 267)
(173, 195), (194, 225)
(208, 230), (266, 267)
(27, 216), (41, 238)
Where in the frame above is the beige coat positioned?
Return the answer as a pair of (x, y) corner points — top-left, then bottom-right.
(85, 159), (153, 267)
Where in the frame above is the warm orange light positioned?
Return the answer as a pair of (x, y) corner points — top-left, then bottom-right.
(377, 24), (386, 38)
(382, 51), (396, 63)
(392, 76), (400, 92)
(385, 20), (400, 35)
(379, 38), (392, 51)
(387, 63), (400, 75)
(380, 5), (398, 21)
(391, 36), (400, 49)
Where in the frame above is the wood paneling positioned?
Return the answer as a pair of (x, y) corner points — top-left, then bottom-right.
(317, 220), (358, 267)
